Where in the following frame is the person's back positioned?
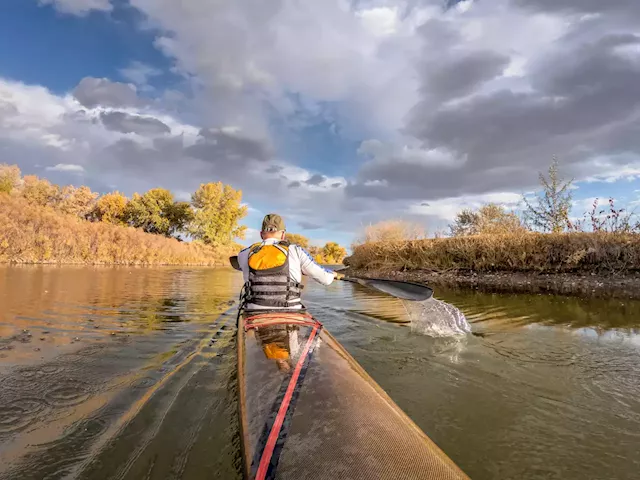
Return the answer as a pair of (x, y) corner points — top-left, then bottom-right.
(238, 214), (340, 311)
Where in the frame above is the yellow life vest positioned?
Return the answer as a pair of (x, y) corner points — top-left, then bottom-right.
(246, 241), (304, 308)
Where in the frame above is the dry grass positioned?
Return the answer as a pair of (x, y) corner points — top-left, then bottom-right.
(0, 195), (231, 265)
(356, 220), (426, 245)
(346, 231), (640, 274)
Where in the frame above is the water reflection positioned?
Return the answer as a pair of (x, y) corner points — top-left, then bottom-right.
(0, 265), (243, 480)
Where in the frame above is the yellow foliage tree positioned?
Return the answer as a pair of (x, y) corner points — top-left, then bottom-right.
(58, 185), (99, 218)
(322, 242), (347, 264)
(0, 164), (22, 194)
(90, 191), (129, 224)
(125, 188), (191, 237)
(286, 233), (310, 249)
(190, 182), (247, 246)
(21, 175), (60, 207)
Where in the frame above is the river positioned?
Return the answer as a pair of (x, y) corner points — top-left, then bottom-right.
(0, 266), (638, 479)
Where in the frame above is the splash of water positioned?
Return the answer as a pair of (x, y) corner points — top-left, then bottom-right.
(403, 298), (471, 338)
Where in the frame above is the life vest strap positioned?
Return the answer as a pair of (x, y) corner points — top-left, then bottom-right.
(248, 298), (302, 308)
(250, 291), (302, 296)
(249, 280), (303, 286)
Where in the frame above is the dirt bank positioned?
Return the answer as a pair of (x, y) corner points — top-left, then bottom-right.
(342, 268), (640, 299)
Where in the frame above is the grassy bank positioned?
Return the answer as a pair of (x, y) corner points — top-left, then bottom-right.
(0, 196), (229, 265)
(346, 232), (640, 274)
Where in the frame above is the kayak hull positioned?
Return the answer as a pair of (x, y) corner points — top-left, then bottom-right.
(237, 310), (468, 480)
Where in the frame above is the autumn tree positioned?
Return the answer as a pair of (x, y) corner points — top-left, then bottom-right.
(308, 246), (322, 260)
(523, 157), (573, 233)
(190, 182), (247, 246)
(125, 188), (191, 237)
(449, 203), (525, 236)
(90, 192), (129, 224)
(0, 164), (22, 194)
(21, 175), (61, 207)
(322, 242), (347, 264)
(57, 185), (99, 218)
(286, 233), (310, 249)
(166, 201), (193, 239)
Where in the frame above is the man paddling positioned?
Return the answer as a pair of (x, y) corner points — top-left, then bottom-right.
(237, 213), (343, 311)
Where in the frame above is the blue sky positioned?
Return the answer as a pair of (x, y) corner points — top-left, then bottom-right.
(2, 0), (640, 248)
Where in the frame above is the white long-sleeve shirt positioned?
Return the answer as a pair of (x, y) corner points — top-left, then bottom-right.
(238, 238), (335, 310)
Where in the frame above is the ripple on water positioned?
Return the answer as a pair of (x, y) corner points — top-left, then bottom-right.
(20, 412), (116, 480)
(130, 376), (158, 389)
(44, 379), (91, 407)
(0, 398), (49, 435)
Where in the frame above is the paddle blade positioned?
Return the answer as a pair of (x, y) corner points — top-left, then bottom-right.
(344, 277), (433, 301)
(229, 255), (241, 271)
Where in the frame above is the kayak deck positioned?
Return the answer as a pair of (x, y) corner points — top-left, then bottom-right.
(237, 311), (469, 480)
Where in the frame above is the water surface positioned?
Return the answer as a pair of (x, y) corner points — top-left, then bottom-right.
(0, 266), (638, 479)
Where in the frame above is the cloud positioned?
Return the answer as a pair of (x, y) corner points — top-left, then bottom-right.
(100, 111), (171, 135)
(305, 174), (326, 186)
(265, 165), (284, 174)
(73, 77), (141, 109)
(409, 191), (523, 221)
(344, 0), (640, 203)
(513, 0), (640, 18)
(39, 0), (112, 16)
(119, 61), (162, 86)
(185, 128), (273, 165)
(419, 50), (510, 101)
(45, 163), (85, 173)
(298, 221), (322, 230)
(15, 0), (640, 244)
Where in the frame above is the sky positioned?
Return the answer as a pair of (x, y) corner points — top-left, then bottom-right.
(2, 0), (640, 247)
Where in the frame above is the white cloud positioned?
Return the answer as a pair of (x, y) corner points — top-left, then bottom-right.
(120, 61), (162, 86)
(39, 0), (112, 16)
(244, 227), (262, 245)
(409, 191), (523, 221)
(46, 163), (85, 173)
(357, 7), (400, 36)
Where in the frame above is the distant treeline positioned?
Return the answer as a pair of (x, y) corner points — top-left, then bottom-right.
(347, 158), (640, 274)
(0, 164), (347, 266)
(0, 164), (247, 246)
(285, 233), (347, 264)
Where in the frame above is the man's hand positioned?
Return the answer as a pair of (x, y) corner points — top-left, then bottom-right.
(334, 271), (345, 280)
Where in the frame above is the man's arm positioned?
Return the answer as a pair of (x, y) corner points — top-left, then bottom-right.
(237, 247), (251, 282)
(294, 245), (337, 286)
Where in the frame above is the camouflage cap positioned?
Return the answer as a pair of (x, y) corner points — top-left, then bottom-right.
(261, 213), (286, 232)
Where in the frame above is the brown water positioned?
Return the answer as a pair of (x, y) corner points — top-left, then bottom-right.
(0, 266), (639, 479)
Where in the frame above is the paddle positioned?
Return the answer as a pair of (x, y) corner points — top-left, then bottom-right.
(228, 256), (432, 302)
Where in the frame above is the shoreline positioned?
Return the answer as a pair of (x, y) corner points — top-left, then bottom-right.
(342, 268), (640, 300)
(0, 261), (229, 267)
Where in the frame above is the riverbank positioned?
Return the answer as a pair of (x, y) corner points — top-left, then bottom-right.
(343, 268), (640, 299)
(344, 232), (640, 299)
(0, 195), (230, 266)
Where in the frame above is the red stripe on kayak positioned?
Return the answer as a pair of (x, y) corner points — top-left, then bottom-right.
(255, 323), (320, 480)
(245, 320), (318, 330)
(244, 312), (314, 323)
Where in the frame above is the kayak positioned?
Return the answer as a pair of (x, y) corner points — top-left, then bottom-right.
(237, 310), (469, 480)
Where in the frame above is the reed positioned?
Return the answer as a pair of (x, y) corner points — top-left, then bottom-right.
(346, 231), (640, 274)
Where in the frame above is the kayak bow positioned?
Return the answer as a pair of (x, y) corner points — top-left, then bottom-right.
(237, 310), (469, 480)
